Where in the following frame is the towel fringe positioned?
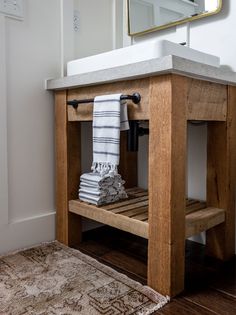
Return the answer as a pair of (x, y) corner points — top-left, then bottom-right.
(91, 162), (118, 177)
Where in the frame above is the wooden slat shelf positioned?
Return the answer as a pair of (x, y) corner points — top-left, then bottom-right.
(69, 187), (225, 239)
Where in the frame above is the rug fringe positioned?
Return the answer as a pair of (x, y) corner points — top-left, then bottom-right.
(142, 297), (170, 315)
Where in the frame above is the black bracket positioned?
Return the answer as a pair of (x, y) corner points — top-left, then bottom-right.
(127, 121), (149, 152)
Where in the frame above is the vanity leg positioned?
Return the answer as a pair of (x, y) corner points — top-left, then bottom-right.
(55, 91), (82, 247)
(148, 75), (187, 297)
(206, 86), (236, 260)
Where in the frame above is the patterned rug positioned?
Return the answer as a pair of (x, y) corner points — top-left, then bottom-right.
(0, 242), (168, 314)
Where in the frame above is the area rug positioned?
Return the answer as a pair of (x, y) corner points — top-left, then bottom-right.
(0, 241), (168, 314)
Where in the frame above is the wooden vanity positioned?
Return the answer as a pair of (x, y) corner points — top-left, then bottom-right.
(47, 56), (236, 297)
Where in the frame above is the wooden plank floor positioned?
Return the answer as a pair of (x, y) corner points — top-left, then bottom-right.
(76, 226), (236, 315)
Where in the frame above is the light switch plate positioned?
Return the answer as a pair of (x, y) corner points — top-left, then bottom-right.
(0, 0), (24, 19)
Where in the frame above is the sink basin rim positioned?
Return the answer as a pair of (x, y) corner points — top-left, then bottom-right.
(67, 40), (220, 76)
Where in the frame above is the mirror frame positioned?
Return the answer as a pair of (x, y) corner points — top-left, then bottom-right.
(127, 0), (223, 36)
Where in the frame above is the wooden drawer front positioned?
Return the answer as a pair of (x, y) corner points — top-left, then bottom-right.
(67, 78), (150, 121)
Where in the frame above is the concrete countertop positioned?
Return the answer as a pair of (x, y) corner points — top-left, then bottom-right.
(46, 55), (236, 90)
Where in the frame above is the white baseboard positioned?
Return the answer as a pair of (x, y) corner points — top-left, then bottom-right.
(0, 211), (56, 254)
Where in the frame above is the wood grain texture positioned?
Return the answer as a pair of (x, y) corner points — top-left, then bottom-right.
(156, 298), (215, 315)
(206, 86), (236, 260)
(67, 78), (150, 121)
(69, 188), (225, 241)
(55, 91), (81, 246)
(67, 76), (227, 122)
(110, 202), (148, 214)
(183, 289), (236, 315)
(185, 201), (206, 215)
(187, 79), (227, 121)
(186, 207), (225, 238)
(147, 74), (187, 297)
(69, 199), (149, 239)
(103, 196), (148, 210)
(119, 132), (138, 188)
(101, 250), (148, 281)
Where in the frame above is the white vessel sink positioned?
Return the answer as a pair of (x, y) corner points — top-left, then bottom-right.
(67, 40), (220, 76)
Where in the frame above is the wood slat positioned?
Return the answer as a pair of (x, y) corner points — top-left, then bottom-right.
(69, 199), (149, 239)
(126, 187), (148, 195)
(110, 200), (148, 214)
(132, 212), (149, 221)
(186, 199), (199, 206)
(69, 188), (225, 241)
(186, 201), (207, 215)
(103, 195), (148, 210)
(120, 207), (148, 218)
(186, 207), (225, 238)
(126, 187), (141, 193)
(130, 191), (149, 197)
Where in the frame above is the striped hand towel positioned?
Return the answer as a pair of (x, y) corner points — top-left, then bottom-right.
(91, 94), (129, 176)
(79, 172), (128, 206)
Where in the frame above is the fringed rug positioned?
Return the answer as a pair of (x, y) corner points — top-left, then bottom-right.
(0, 241), (168, 314)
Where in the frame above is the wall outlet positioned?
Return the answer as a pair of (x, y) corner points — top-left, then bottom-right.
(0, 0), (24, 19)
(73, 9), (79, 32)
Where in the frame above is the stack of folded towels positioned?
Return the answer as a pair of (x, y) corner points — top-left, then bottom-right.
(78, 93), (129, 206)
(79, 173), (127, 206)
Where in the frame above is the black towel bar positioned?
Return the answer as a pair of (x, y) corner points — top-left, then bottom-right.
(67, 93), (141, 109)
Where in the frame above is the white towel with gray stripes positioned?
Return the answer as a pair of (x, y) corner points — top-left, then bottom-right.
(91, 94), (129, 177)
(79, 172), (128, 206)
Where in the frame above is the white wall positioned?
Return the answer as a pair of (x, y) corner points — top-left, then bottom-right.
(0, 0), (61, 254)
(62, 0), (75, 75)
(73, 0), (114, 59)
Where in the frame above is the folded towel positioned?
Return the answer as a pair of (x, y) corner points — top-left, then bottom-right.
(91, 94), (129, 177)
(79, 190), (127, 206)
(79, 193), (121, 206)
(79, 171), (127, 206)
(80, 173), (124, 187)
(79, 186), (121, 197)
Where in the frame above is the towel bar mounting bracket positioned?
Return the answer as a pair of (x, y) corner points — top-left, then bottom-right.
(127, 121), (149, 152)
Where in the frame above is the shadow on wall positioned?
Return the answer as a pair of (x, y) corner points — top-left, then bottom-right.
(191, 0), (230, 28)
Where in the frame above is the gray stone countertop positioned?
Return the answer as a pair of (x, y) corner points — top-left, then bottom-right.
(46, 55), (236, 91)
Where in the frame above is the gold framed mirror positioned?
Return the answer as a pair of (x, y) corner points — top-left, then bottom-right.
(127, 0), (222, 36)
